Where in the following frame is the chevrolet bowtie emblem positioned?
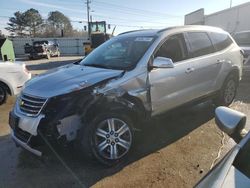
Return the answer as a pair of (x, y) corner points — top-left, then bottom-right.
(20, 100), (24, 106)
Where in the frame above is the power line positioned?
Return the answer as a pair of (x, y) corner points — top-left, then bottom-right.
(91, 4), (180, 21)
(93, 0), (182, 18)
(90, 5), (180, 22)
(70, 19), (165, 29)
(91, 14), (172, 25)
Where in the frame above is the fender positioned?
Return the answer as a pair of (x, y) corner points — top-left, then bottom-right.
(80, 92), (149, 129)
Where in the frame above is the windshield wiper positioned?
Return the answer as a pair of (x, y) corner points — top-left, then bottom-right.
(84, 63), (110, 69)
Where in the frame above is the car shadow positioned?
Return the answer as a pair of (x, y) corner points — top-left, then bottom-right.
(235, 82), (250, 104)
(11, 101), (215, 187)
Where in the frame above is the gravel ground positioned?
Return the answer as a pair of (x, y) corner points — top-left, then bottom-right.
(0, 56), (249, 188)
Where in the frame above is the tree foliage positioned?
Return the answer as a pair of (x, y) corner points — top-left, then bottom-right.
(5, 11), (26, 36)
(23, 8), (43, 37)
(47, 11), (73, 37)
(5, 9), (78, 37)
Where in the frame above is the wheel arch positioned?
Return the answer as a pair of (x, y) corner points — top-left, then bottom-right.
(0, 79), (13, 95)
(82, 94), (149, 129)
(229, 66), (240, 81)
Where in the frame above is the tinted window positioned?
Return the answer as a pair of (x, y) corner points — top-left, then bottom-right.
(155, 34), (188, 62)
(233, 32), (250, 46)
(187, 32), (215, 58)
(210, 32), (233, 51)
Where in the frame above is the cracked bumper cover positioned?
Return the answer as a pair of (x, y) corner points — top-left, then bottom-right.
(11, 131), (42, 156)
(10, 106), (44, 156)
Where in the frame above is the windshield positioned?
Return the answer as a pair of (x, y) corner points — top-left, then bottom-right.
(80, 36), (155, 70)
(234, 32), (250, 45)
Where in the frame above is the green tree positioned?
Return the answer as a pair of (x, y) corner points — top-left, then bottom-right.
(23, 8), (43, 37)
(5, 11), (26, 36)
(47, 11), (73, 37)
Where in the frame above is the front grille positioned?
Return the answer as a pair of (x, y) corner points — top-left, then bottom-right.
(19, 93), (47, 116)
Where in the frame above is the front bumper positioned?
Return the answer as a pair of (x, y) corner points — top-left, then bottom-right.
(9, 107), (45, 156)
(11, 131), (42, 156)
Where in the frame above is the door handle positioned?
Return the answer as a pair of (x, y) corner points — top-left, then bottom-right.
(185, 67), (195, 73)
(217, 59), (225, 64)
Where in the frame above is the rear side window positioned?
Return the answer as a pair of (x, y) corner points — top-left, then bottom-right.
(210, 32), (233, 51)
(186, 32), (215, 58)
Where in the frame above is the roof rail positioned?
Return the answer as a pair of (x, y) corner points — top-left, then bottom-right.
(118, 29), (149, 36)
(157, 26), (178, 33)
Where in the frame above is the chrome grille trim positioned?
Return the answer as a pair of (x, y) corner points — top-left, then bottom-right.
(20, 97), (45, 104)
(19, 93), (48, 117)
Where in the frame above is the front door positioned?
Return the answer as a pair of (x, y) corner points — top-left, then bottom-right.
(149, 34), (198, 116)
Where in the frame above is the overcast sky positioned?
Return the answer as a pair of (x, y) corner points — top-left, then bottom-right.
(0, 0), (250, 35)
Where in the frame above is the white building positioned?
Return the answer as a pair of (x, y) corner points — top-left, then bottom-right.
(185, 2), (250, 34)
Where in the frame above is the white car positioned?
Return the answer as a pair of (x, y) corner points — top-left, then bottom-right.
(0, 61), (31, 105)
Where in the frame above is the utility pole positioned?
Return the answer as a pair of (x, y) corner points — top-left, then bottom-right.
(230, 0), (233, 8)
(86, 0), (91, 39)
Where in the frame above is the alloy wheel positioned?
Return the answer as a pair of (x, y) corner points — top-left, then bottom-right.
(224, 79), (236, 104)
(94, 118), (132, 160)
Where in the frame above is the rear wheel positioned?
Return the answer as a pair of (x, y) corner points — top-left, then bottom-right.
(214, 74), (238, 106)
(77, 112), (134, 166)
(0, 84), (7, 105)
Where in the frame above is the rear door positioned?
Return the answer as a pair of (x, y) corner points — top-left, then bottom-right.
(208, 32), (235, 89)
(184, 32), (219, 96)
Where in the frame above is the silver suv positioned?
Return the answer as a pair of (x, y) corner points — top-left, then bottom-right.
(9, 26), (243, 165)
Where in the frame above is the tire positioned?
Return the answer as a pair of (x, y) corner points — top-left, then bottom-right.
(0, 84), (7, 105)
(213, 73), (238, 106)
(76, 112), (134, 166)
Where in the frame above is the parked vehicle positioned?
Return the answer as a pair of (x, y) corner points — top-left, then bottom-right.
(0, 61), (31, 105)
(233, 31), (250, 65)
(9, 26), (243, 165)
(196, 107), (250, 188)
(83, 21), (112, 55)
(24, 40), (60, 60)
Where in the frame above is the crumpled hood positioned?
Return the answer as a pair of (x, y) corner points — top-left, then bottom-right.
(23, 64), (123, 98)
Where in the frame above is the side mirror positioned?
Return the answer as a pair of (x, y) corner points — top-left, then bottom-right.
(153, 57), (174, 68)
(215, 107), (246, 142)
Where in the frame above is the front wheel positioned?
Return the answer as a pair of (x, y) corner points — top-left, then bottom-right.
(77, 113), (134, 166)
(0, 84), (7, 105)
(214, 74), (238, 106)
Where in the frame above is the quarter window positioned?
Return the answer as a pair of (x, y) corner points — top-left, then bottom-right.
(210, 32), (233, 51)
(187, 32), (215, 58)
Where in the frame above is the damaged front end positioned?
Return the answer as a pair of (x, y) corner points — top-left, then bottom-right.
(10, 67), (151, 156)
